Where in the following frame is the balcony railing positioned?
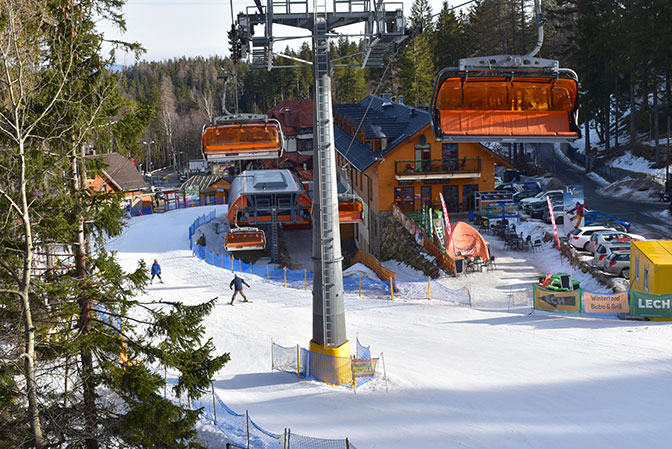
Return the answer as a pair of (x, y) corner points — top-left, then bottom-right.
(395, 157), (481, 180)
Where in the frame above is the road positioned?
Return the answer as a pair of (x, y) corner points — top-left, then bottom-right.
(537, 144), (670, 239)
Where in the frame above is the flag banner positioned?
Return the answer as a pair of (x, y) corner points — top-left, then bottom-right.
(547, 196), (561, 250)
(439, 192), (455, 254)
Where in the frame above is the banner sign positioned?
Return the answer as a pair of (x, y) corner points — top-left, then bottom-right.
(547, 196), (561, 250)
(582, 291), (629, 315)
(563, 185), (585, 235)
(439, 192), (455, 255)
(533, 285), (581, 313)
(352, 358), (378, 379)
(629, 289), (672, 319)
(185, 185), (200, 201)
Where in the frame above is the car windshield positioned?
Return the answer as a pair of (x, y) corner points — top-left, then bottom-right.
(614, 254), (630, 261)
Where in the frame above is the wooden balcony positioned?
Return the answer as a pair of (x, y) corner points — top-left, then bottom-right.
(395, 157), (481, 181)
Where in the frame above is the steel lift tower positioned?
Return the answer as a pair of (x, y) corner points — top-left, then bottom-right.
(234, 0), (405, 382)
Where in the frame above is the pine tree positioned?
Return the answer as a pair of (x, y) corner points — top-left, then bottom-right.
(398, 34), (436, 106)
(0, 1), (230, 447)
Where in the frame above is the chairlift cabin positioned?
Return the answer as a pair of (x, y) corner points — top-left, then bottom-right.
(227, 169), (312, 228)
(202, 114), (284, 162)
(225, 227), (266, 252)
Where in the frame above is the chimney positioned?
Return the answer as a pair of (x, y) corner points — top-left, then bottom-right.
(381, 93), (392, 107)
(398, 95), (404, 104)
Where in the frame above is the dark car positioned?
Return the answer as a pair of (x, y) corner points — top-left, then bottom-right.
(528, 199), (562, 219)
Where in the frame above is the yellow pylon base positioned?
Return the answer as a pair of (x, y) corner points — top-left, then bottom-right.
(309, 340), (352, 385)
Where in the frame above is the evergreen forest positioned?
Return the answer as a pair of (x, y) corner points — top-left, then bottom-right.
(119, 0), (672, 169)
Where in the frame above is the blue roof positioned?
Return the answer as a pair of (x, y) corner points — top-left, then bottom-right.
(333, 95), (430, 172)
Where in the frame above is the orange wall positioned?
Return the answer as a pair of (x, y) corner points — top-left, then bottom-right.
(365, 126), (497, 213)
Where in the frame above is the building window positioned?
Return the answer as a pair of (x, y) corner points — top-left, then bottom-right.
(644, 266), (649, 292)
(381, 138), (387, 150)
(635, 256), (639, 281)
(100, 184), (106, 192)
(394, 186), (414, 205)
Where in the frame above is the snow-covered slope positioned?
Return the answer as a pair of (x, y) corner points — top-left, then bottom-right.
(108, 206), (672, 449)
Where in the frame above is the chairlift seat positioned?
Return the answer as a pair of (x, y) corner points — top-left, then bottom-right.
(431, 72), (580, 143)
(202, 121), (283, 161)
(225, 227), (266, 252)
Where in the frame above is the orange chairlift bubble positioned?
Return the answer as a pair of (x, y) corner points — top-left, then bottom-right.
(429, 0), (581, 144)
(202, 114), (284, 161)
(225, 226), (266, 252)
(338, 195), (363, 223)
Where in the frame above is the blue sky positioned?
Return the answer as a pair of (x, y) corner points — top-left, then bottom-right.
(100, 0), (460, 63)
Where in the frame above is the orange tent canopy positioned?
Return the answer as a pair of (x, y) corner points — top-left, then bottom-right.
(447, 221), (490, 261)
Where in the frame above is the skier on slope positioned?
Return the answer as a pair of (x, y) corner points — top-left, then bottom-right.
(229, 274), (250, 304)
(150, 259), (163, 284)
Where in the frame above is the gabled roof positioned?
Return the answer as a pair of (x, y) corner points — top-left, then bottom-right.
(333, 95), (430, 172)
(333, 95), (516, 172)
(100, 153), (147, 191)
(267, 100), (314, 136)
(180, 174), (231, 193)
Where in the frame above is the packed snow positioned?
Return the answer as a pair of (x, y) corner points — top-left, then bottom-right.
(108, 206), (672, 449)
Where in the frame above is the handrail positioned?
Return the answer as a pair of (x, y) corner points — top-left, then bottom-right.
(394, 157), (481, 176)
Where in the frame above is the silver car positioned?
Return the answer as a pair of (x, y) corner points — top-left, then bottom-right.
(592, 242), (631, 266)
(599, 251), (630, 278)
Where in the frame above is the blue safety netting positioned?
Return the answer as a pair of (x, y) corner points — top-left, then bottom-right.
(188, 214), (471, 304)
(188, 383), (355, 449)
(130, 205), (153, 217)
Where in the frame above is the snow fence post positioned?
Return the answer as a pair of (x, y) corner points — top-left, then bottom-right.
(296, 344), (300, 378)
(359, 273), (361, 297)
(246, 410), (250, 448)
(304, 269), (307, 289)
(381, 352), (389, 393)
(284, 267), (287, 288)
(211, 381), (217, 425)
(390, 278), (394, 300)
(266, 265), (269, 281)
(428, 276), (431, 300)
(351, 355), (356, 395)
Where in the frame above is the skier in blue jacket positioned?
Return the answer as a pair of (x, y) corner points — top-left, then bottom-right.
(150, 259), (163, 284)
(229, 274), (249, 304)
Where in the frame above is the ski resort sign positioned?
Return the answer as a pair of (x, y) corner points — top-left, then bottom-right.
(630, 290), (672, 319)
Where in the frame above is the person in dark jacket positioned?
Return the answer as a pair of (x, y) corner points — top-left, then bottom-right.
(229, 274), (250, 304)
(150, 259), (163, 284)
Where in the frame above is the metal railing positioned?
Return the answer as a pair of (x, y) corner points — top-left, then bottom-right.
(394, 157), (481, 177)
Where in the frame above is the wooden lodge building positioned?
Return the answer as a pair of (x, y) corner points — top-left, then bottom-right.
(333, 94), (512, 255)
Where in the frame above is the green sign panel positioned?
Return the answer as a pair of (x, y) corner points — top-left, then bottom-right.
(630, 289), (672, 318)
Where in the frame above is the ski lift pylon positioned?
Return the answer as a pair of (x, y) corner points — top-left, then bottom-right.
(225, 226), (266, 252)
(202, 114), (284, 161)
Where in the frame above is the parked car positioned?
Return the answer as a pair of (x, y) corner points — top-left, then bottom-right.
(527, 199), (562, 219)
(542, 204), (565, 224)
(522, 190), (564, 214)
(567, 225), (621, 251)
(599, 251), (631, 278)
(586, 231), (645, 254)
(496, 180), (542, 195)
(593, 242), (631, 265)
(512, 190), (539, 203)
(584, 211), (630, 231)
